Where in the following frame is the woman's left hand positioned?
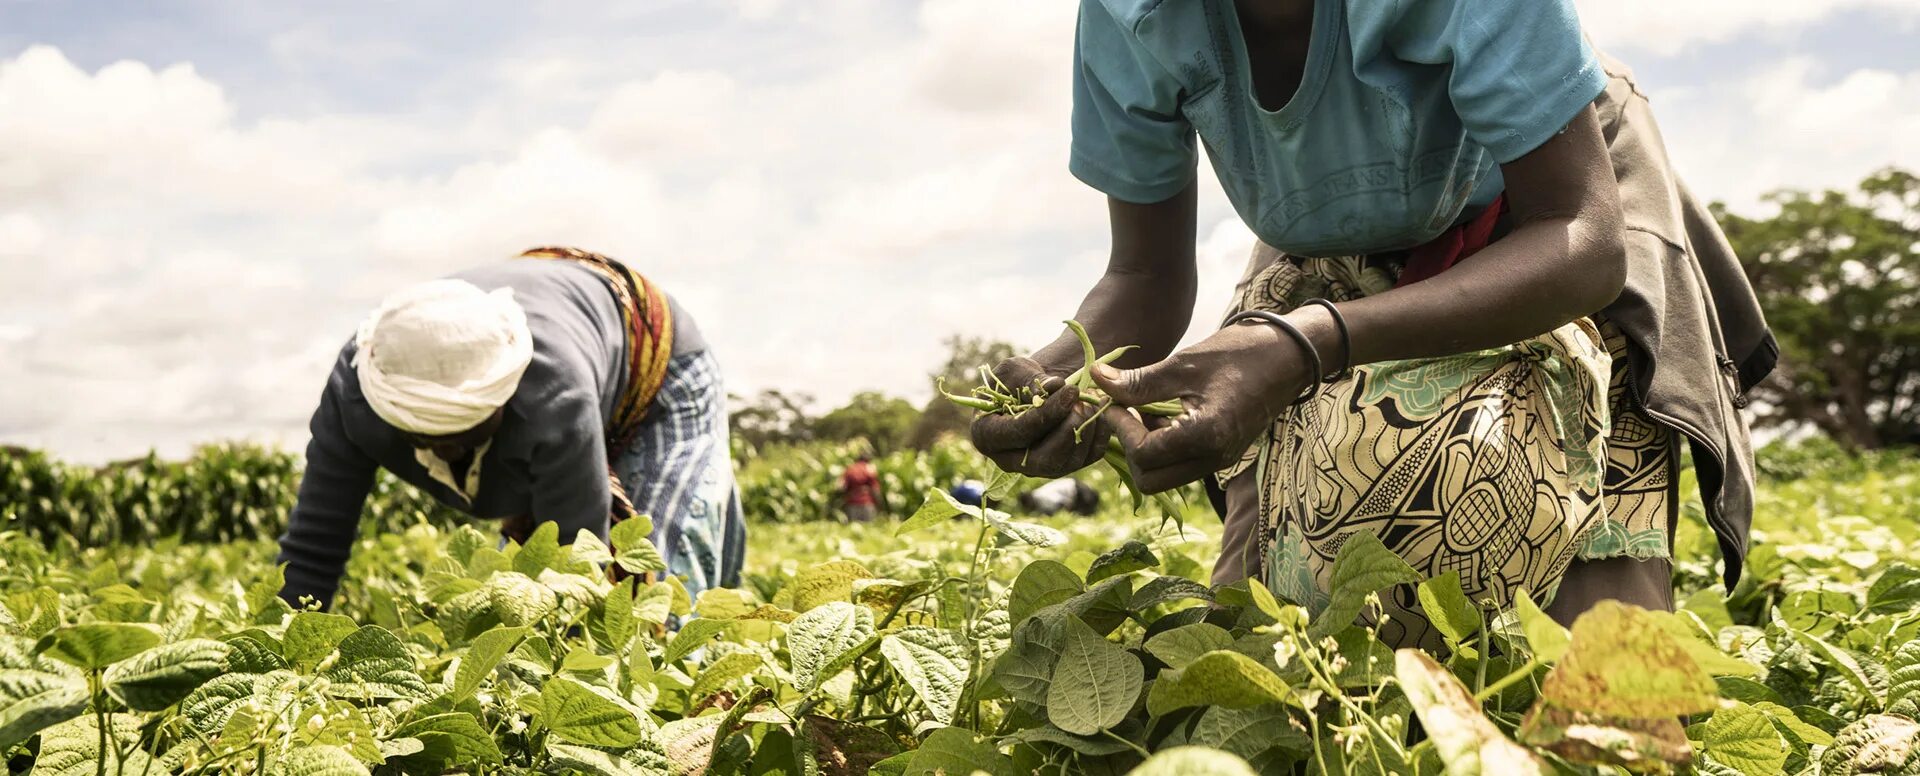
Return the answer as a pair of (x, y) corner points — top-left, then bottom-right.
(1091, 319), (1318, 493)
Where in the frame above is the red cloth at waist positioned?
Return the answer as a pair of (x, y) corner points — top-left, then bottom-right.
(1393, 194), (1508, 288)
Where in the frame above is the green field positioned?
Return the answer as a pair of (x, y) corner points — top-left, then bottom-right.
(0, 441), (1916, 774)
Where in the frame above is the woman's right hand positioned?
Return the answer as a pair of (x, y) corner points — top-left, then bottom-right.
(968, 356), (1110, 478)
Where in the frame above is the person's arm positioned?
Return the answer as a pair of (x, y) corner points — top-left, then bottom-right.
(970, 183), (1199, 475)
(1098, 106), (1626, 492)
(277, 386), (378, 611)
(527, 398), (614, 549)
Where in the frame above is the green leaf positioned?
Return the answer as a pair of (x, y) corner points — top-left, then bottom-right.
(1189, 706), (1311, 762)
(1144, 623), (1234, 670)
(690, 651), (763, 700)
(1309, 531), (1420, 637)
(548, 741), (674, 776)
(1787, 626), (1877, 700)
(663, 618), (733, 665)
(594, 582), (634, 651)
(487, 571), (560, 627)
(540, 675), (644, 746)
(880, 627), (970, 725)
(1147, 650), (1294, 716)
(1887, 641), (1920, 717)
(103, 637), (230, 710)
(1244, 578), (1286, 624)
(452, 625), (529, 701)
(1130, 576), (1215, 612)
(28, 714), (155, 776)
(1060, 575), (1134, 636)
(512, 520), (564, 576)
(1045, 615), (1142, 735)
(610, 515), (668, 574)
(992, 608), (1070, 707)
(35, 622), (162, 670)
(1001, 724), (1136, 756)
(897, 489), (967, 536)
(1129, 746), (1259, 776)
(1539, 601), (1718, 718)
(282, 611), (360, 670)
(1008, 561), (1083, 624)
(1867, 562), (1920, 614)
(0, 638), (86, 751)
(793, 560), (875, 612)
(1818, 714), (1920, 776)
(279, 744), (372, 776)
(178, 672), (273, 735)
(1085, 541), (1159, 585)
(561, 650), (615, 672)
(1717, 676), (1785, 705)
(1513, 590), (1569, 664)
(1416, 572), (1481, 645)
(789, 602), (877, 692)
(983, 511), (1067, 547)
(1683, 588), (1736, 633)
(1693, 701), (1788, 776)
(321, 625), (429, 700)
(1515, 705), (1692, 771)
(291, 701), (382, 763)
(1754, 701), (1834, 747)
(632, 582), (675, 626)
(905, 727), (1013, 776)
(1396, 649), (1549, 775)
(1645, 610), (1760, 677)
(394, 712), (505, 769)
(224, 635), (287, 673)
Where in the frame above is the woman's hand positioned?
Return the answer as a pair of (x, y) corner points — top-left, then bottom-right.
(969, 356), (1111, 477)
(1092, 319), (1319, 493)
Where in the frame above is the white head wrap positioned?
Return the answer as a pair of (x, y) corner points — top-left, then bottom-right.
(353, 279), (534, 435)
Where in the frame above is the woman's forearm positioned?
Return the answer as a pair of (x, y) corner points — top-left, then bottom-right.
(1032, 266), (1198, 374)
(1298, 213), (1626, 370)
(1031, 185), (1201, 375)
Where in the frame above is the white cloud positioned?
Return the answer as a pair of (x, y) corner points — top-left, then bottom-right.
(1646, 59), (1920, 212)
(1575, 0), (1920, 57)
(2, 3), (1917, 461)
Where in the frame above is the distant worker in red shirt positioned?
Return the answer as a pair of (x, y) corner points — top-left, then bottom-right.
(838, 454), (883, 523)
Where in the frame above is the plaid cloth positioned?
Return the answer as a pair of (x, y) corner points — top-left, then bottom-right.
(611, 350), (746, 597)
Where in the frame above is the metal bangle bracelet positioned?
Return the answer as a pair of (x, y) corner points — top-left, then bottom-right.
(1225, 309), (1323, 406)
(1300, 298), (1352, 383)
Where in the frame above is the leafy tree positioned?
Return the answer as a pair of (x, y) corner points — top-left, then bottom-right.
(906, 335), (1017, 450)
(811, 391), (921, 454)
(728, 389), (814, 451)
(1717, 168), (1920, 449)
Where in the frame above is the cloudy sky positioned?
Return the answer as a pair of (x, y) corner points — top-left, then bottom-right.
(3, 0), (1918, 461)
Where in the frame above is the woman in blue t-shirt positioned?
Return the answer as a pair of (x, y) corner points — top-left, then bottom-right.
(970, 0), (1772, 648)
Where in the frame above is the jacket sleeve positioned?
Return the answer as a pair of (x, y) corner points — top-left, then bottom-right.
(276, 382), (378, 611)
(527, 396), (612, 548)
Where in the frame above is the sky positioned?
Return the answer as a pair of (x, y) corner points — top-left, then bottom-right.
(3, 0), (1919, 461)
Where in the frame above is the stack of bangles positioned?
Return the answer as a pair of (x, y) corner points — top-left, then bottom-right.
(1224, 298), (1351, 407)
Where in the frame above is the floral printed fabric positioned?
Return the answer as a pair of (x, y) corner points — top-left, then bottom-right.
(1218, 252), (1673, 648)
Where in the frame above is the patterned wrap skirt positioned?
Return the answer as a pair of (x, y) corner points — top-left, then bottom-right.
(1218, 251), (1676, 648)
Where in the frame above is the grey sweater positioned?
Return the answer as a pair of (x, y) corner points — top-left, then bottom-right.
(275, 260), (703, 609)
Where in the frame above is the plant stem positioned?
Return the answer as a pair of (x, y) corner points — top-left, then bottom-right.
(1101, 728), (1150, 759)
(1474, 658), (1544, 703)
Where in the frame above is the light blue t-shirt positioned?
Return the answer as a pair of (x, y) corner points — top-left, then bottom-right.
(1070, 0), (1608, 257)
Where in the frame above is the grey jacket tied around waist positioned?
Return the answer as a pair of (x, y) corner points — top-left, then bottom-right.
(1590, 51), (1774, 589)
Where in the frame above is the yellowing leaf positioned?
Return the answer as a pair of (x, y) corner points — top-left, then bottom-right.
(1538, 601), (1718, 718)
(1146, 650), (1294, 716)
